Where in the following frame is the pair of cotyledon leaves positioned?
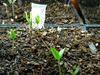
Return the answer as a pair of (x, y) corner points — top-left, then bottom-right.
(10, 29), (15, 40)
(25, 12), (39, 24)
(35, 14), (40, 24)
(25, 11), (32, 24)
(50, 46), (65, 60)
(8, 0), (16, 3)
(50, 46), (80, 75)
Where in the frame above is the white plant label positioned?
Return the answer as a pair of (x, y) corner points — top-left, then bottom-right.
(31, 3), (47, 29)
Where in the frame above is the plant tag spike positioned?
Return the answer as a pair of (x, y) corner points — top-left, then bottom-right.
(31, 3), (47, 29)
(89, 42), (97, 54)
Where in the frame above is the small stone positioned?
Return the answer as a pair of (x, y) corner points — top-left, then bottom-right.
(14, 71), (19, 75)
(42, 32), (47, 36)
(60, 61), (64, 65)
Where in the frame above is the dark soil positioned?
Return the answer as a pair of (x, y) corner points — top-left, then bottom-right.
(79, 0), (100, 24)
(0, 26), (100, 75)
(0, 0), (79, 25)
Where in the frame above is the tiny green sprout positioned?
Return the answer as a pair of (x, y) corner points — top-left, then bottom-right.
(35, 14), (40, 34)
(50, 46), (65, 75)
(8, 0), (16, 3)
(10, 29), (15, 56)
(97, 30), (100, 33)
(69, 64), (80, 75)
(8, 0), (16, 19)
(3, 3), (9, 20)
(25, 11), (32, 34)
(3, 3), (7, 6)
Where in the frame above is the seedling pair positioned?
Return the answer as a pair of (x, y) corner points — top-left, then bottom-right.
(25, 12), (40, 34)
(50, 47), (80, 75)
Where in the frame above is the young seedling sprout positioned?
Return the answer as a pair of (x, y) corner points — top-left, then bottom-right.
(50, 46), (65, 75)
(35, 14), (40, 34)
(97, 30), (100, 33)
(25, 11), (32, 35)
(10, 29), (15, 56)
(8, 0), (16, 19)
(69, 64), (80, 75)
(3, 3), (9, 20)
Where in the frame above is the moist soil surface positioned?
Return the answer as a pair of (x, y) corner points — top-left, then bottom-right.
(0, 0), (79, 25)
(79, 0), (100, 24)
(0, 26), (100, 75)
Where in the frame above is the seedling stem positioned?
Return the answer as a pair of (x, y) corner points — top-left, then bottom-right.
(50, 46), (65, 75)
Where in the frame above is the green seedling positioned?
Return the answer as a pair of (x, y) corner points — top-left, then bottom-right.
(35, 14), (40, 34)
(97, 30), (100, 33)
(3, 3), (9, 20)
(69, 64), (80, 75)
(10, 29), (15, 56)
(8, 0), (16, 19)
(50, 46), (65, 75)
(25, 11), (32, 34)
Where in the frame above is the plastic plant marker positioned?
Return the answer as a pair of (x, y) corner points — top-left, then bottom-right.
(69, 64), (80, 75)
(25, 11), (32, 34)
(10, 29), (15, 56)
(50, 46), (65, 75)
(35, 14), (40, 34)
(31, 3), (47, 29)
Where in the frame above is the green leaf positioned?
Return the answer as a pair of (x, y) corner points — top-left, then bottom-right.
(25, 12), (29, 22)
(74, 64), (80, 75)
(97, 30), (100, 33)
(13, 0), (16, 2)
(25, 11), (32, 24)
(8, 0), (12, 2)
(3, 3), (7, 7)
(69, 68), (75, 75)
(35, 14), (40, 24)
(59, 48), (65, 58)
(8, 0), (16, 3)
(50, 46), (60, 60)
(10, 29), (15, 40)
